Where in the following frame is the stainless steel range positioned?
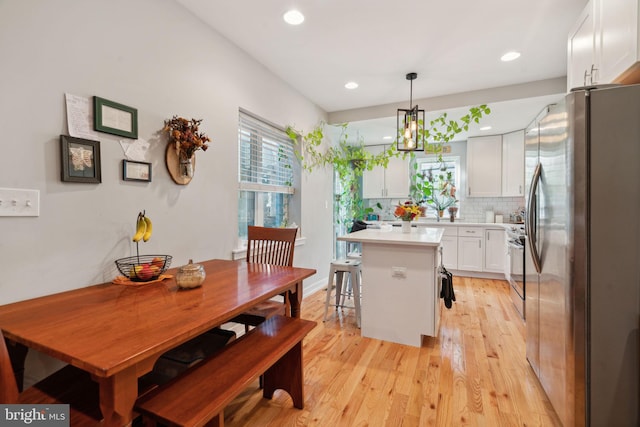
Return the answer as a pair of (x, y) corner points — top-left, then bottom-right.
(505, 225), (525, 319)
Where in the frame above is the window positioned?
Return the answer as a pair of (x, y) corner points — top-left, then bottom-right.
(416, 155), (460, 217)
(238, 110), (297, 241)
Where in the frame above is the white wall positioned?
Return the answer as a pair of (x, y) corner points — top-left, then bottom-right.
(0, 0), (334, 305)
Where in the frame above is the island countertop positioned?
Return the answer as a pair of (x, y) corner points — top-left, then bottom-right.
(337, 227), (444, 247)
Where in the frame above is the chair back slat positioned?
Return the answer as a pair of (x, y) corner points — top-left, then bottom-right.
(0, 332), (20, 403)
(246, 226), (297, 267)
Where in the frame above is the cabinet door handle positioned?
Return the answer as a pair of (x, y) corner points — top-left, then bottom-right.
(519, 185), (522, 195)
(584, 64), (599, 86)
(590, 64), (598, 84)
(478, 240), (481, 249)
(468, 187), (471, 196)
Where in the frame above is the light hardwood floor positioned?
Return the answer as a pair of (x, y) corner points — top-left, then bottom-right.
(223, 277), (562, 426)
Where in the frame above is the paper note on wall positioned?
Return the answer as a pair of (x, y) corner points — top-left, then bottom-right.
(120, 138), (150, 161)
(65, 93), (99, 140)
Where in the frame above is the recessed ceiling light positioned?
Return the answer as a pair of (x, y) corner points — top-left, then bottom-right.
(383, 136), (393, 140)
(501, 51), (521, 62)
(345, 81), (358, 89)
(283, 10), (304, 25)
(480, 126), (492, 131)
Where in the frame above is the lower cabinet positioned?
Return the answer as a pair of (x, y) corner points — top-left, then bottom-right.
(484, 228), (506, 272)
(457, 227), (483, 272)
(440, 228), (458, 270)
(458, 237), (483, 271)
(428, 224), (507, 275)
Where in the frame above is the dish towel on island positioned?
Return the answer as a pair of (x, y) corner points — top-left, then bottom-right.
(439, 267), (455, 309)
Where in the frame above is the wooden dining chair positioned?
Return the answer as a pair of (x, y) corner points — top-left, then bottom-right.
(230, 226), (298, 332)
(0, 331), (103, 426)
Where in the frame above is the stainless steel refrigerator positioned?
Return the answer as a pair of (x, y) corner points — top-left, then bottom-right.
(525, 84), (640, 427)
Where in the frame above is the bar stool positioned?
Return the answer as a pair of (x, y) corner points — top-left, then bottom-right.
(323, 259), (361, 327)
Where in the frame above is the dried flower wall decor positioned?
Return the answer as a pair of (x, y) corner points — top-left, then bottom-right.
(163, 116), (211, 159)
(163, 116), (212, 183)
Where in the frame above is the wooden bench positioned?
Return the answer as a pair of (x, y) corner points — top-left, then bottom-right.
(134, 315), (317, 427)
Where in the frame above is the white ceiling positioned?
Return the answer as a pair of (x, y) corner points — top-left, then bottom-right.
(176, 0), (588, 143)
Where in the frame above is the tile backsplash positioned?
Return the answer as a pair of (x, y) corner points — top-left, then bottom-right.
(365, 196), (525, 223)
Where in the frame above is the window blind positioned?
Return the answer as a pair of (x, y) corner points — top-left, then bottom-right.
(238, 111), (295, 194)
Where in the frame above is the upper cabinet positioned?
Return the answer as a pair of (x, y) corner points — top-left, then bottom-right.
(568, 1), (598, 89)
(468, 131), (524, 198)
(467, 135), (503, 197)
(362, 145), (409, 199)
(568, 0), (640, 91)
(502, 130), (525, 197)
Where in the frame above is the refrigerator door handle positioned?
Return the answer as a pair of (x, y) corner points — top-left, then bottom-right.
(526, 162), (542, 273)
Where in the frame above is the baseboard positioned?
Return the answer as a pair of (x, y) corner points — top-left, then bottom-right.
(450, 270), (507, 280)
(304, 277), (327, 297)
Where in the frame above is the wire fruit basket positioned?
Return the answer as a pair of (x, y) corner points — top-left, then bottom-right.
(115, 255), (172, 282)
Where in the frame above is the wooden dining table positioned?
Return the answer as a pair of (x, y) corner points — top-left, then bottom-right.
(0, 258), (316, 426)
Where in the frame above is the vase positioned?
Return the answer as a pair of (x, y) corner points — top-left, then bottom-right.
(401, 220), (412, 233)
(179, 153), (193, 178)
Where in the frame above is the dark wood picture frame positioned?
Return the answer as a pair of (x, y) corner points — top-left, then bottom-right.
(60, 135), (102, 183)
(93, 96), (138, 139)
(122, 159), (152, 182)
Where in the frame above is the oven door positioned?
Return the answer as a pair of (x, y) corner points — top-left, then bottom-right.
(507, 240), (525, 319)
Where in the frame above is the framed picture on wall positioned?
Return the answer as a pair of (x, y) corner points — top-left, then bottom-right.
(60, 135), (102, 183)
(122, 159), (152, 182)
(93, 96), (138, 139)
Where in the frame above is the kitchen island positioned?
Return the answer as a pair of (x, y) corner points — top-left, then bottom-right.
(337, 227), (444, 347)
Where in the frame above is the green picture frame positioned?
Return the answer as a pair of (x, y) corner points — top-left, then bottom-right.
(93, 96), (138, 139)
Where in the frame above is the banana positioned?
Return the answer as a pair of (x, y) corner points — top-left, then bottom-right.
(132, 212), (147, 242)
(142, 215), (153, 242)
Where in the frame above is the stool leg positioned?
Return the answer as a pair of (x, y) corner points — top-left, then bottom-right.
(335, 271), (344, 310)
(323, 267), (336, 322)
(341, 273), (352, 306)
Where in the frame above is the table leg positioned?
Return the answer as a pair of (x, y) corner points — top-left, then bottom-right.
(97, 365), (138, 426)
(5, 339), (28, 392)
(288, 281), (302, 318)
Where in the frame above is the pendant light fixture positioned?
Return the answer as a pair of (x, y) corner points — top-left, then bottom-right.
(397, 72), (425, 151)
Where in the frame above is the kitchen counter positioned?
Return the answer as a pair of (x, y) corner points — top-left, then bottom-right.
(338, 226), (444, 247)
(336, 227), (443, 347)
(366, 219), (523, 229)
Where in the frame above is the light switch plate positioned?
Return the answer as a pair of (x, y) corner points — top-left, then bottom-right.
(391, 266), (407, 278)
(0, 188), (40, 217)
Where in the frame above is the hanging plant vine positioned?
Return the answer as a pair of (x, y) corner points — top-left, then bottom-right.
(286, 123), (403, 225)
(286, 104), (491, 225)
(409, 104), (491, 204)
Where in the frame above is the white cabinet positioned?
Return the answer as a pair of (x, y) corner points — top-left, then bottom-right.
(597, 0), (639, 83)
(440, 227), (458, 270)
(362, 145), (409, 199)
(568, 0), (640, 91)
(457, 227), (483, 271)
(484, 228), (506, 273)
(449, 226), (506, 274)
(568, 0), (598, 89)
(502, 130), (525, 197)
(467, 135), (502, 197)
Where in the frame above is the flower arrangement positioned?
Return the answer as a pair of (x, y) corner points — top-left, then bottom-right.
(163, 116), (211, 159)
(394, 201), (422, 221)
